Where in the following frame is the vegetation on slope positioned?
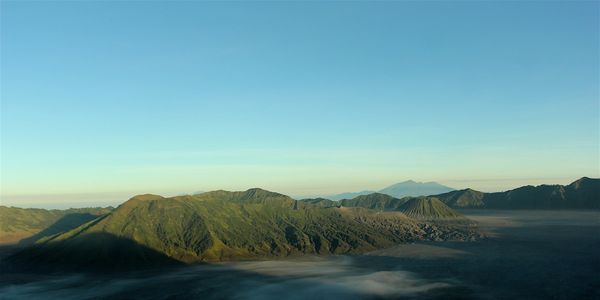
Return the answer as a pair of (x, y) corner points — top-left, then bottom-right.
(434, 189), (486, 208)
(0, 206), (112, 245)
(339, 193), (408, 210)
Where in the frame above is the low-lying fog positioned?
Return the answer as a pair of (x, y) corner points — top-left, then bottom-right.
(1, 210), (599, 300)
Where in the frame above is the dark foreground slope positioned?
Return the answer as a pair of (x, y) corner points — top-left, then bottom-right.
(8, 189), (480, 271)
(435, 177), (600, 209)
(0, 206), (112, 245)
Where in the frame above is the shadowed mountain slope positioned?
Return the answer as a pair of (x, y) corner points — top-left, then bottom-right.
(0, 206), (112, 245)
(565, 177), (600, 208)
(10, 232), (183, 272)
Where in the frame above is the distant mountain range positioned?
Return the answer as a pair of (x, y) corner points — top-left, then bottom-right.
(434, 177), (599, 209)
(305, 177), (599, 210)
(327, 180), (454, 200)
(380, 180), (455, 198)
(327, 190), (377, 201)
(5, 189), (478, 271)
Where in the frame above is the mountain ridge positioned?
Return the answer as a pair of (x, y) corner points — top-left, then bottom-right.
(7, 188), (480, 271)
(309, 177), (599, 210)
(433, 177), (599, 209)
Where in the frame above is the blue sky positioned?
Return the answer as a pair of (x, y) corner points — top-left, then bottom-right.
(1, 1), (598, 207)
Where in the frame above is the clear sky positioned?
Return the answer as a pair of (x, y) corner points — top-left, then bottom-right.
(1, 1), (598, 208)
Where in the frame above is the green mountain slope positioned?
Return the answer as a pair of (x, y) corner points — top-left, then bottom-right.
(339, 193), (408, 210)
(434, 177), (599, 209)
(434, 189), (486, 208)
(0, 206), (112, 245)
(10, 189), (480, 270)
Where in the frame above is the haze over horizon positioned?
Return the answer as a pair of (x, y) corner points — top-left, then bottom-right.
(1, 2), (598, 208)
(1, 177), (593, 209)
